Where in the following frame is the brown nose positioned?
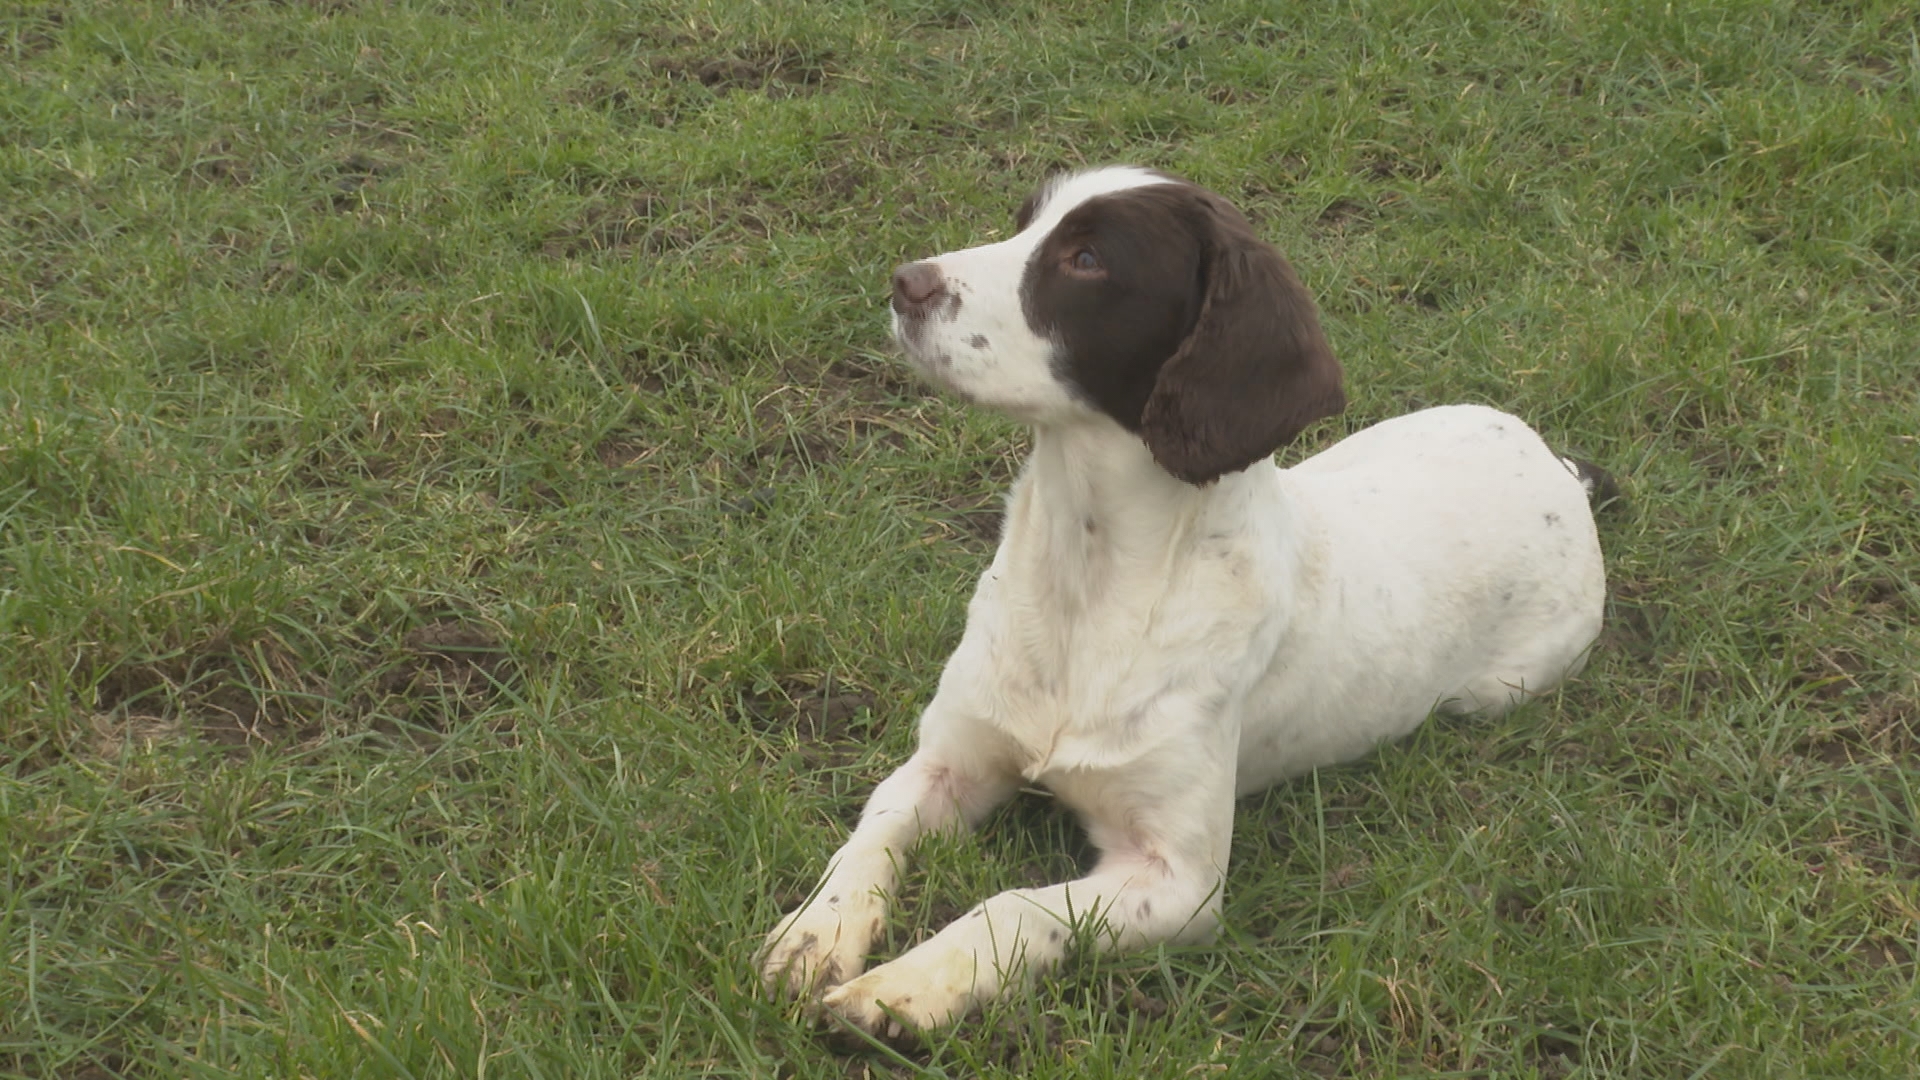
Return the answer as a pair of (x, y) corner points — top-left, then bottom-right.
(891, 262), (950, 319)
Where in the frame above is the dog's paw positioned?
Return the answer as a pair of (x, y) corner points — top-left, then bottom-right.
(818, 949), (983, 1042)
(757, 894), (883, 999)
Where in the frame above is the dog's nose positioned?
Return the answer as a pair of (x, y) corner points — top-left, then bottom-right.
(891, 262), (950, 319)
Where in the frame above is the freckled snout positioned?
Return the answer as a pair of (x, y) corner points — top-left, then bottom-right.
(891, 262), (952, 321)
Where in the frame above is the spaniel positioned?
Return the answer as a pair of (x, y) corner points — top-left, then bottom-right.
(758, 166), (1609, 1040)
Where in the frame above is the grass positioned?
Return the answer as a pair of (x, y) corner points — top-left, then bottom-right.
(1, 0), (1916, 1075)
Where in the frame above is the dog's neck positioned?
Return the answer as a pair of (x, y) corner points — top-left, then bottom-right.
(1001, 418), (1269, 604)
(1025, 420), (1202, 543)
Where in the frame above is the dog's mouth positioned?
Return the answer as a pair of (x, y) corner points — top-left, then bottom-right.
(891, 315), (954, 377)
(896, 345), (957, 393)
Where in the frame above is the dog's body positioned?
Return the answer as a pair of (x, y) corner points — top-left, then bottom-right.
(759, 167), (1607, 1039)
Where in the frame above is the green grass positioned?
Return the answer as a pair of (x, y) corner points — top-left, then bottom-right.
(2, 0), (1916, 1075)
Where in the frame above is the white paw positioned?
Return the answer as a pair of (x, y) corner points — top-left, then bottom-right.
(757, 892), (884, 998)
(819, 943), (990, 1041)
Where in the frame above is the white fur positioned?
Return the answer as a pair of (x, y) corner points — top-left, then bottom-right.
(759, 167), (1607, 1040)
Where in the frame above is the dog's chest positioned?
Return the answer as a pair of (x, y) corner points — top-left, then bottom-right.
(952, 542), (1266, 782)
(970, 616), (1168, 780)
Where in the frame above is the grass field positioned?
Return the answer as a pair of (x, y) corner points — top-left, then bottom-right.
(3, 0), (1917, 1075)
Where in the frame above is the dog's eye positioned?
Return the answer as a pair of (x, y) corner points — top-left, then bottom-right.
(1067, 248), (1101, 274)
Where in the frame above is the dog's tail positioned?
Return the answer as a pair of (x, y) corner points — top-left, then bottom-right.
(1559, 455), (1624, 514)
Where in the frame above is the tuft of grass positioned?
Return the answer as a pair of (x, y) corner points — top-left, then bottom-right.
(3, 0), (1916, 1076)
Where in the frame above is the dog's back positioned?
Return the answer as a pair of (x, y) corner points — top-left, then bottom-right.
(1230, 403), (1606, 792)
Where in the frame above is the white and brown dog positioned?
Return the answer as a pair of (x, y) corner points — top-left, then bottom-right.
(759, 166), (1608, 1039)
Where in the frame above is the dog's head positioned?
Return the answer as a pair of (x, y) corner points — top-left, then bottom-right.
(890, 166), (1345, 484)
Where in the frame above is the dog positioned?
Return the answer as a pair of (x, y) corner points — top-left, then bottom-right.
(758, 165), (1608, 1040)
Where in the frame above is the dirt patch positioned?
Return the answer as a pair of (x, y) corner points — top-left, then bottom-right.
(594, 436), (660, 471)
(182, 135), (253, 187)
(957, 1009), (1066, 1072)
(323, 150), (399, 212)
(1854, 934), (1915, 973)
(1800, 736), (1862, 771)
(543, 183), (786, 259)
(1801, 49), (1906, 94)
(1597, 576), (1662, 663)
(1357, 152), (1439, 183)
(48, 1053), (134, 1080)
(616, 345), (697, 393)
(1862, 692), (1920, 760)
(374, 619), (517, 731)
(827, 1057), (916, 1079)
(1291, 1017), (1356, 1076)
(87, 711), (188, 760)
(10, 6), (63, 60)
(747, 425), (845, 478)
(901, 3), (991, 31)
(653, 44), (835, 98)
(735, 673), (878, 754)
(1861, 831), (1920, 881)
(104, 85), (188, 123)
(819, 353), (917, 399)
(932, 492), (1001, 549)
(542, 194), (667, 257)
(984, 790), (1098, 883)
(2, 206), (121, 329)
(1314, 197), (1372, 232)
(1528, 1024), (1585, 1076)
(1686, 439), (1770, 488)
(709, 360), (930, 488)
(1796, 690), (1919, 766)
(1852, 575), (1913, 616)
(876, 886), (971, 958)
(1385, 279), (1443, 311)
(541, 200), (716, 258)
(93, 633), (324, 749)
(1323, 275), (1447, 315)
(1816, 571), (1915, 623)
(1790, 646), (1872, 703)
(1325, 857), (1371, 891)
(817, 159), (871, 201)
(86, 616), (518, 753)
(322, 111), (422, 154)
(1045, 971), (1177, 1028)
(169, 0), (356, 10)
(1493, 884), (1546, 925)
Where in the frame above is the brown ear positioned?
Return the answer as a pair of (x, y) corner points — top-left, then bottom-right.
(1139, 199), (1344, 485)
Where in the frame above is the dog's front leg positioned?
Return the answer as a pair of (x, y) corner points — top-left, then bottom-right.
(821, 751), (1236, 1040)
(759, 740), (1018, 997)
